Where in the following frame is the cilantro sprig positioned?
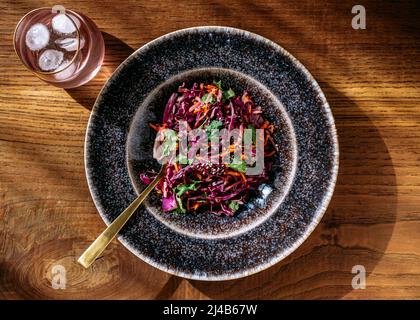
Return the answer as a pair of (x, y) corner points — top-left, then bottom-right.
(213, 80), (235, 101)
(173, 181), (200, 213)
(228, 161), (247, 173)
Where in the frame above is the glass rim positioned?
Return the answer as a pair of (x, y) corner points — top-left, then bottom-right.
(13, 6), (82, 76)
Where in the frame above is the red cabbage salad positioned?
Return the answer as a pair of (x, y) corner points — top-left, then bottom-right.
(140, 81), (277, 216)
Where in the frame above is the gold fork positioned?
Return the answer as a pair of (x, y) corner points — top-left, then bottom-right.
(78, 165), (166, 268)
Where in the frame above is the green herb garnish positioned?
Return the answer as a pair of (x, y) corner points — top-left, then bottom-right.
(162, 129), (178, 157)
(213, 80), (235, 101)
(173, 182), (200, 213)
(204, 120), (223, 141)
(205, 120), (223, 132)
(228, 201), (240, 212)
(247, 124), (257, 144)
(223, 88), (235, 100)
(213, 80), (222, 90)
(174, 182), (199, 196)
(228, 161), (247, 173)
(201, 93), (216, 104)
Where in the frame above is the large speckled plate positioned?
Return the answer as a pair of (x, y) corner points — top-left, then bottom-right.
(85, 26), (339, 280)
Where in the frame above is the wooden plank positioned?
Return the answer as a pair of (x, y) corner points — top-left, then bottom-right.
(0, 0), (419, 299)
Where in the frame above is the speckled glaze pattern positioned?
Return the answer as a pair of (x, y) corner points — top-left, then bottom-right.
(85, 26), (339, 280)
(126, 68), (297, 239)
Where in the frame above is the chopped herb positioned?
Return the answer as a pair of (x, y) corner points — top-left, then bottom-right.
(173, 153), (187, 165)
(228, 161), (247, 173)
(205, 120), (223, 140)
(213, 80), (222, 90)
(201, 93), (216, 104)
(174, 182), (199, 196)
(247, 124), (257, 144)
(174, 198), (186, 213)
(223, 88), (235, 100)
(162, 129), (178, 157)
(173, 182), (200, 213)
(213, 80), (235, 101)
(229, 201), (240, 212)
(205, 120), (223, 133)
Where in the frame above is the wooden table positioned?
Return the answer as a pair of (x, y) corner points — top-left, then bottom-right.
(1, 0), (419, 300)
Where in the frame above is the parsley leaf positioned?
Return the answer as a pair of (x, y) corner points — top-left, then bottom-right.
(175, 195), (186, 213)
(162, 129), (178, 157)
(213, 80), (235, 101)
(205, 120), (223, 132)
(213, 80), (222, 90)
(173, 182), (200, 213)
(229, 201), (240, 212)
(174, 182), (199, 196)
(223, 88), (235, 100)
(201, 93), (216, 104)
(228, 161), (247, 173)
(204, 120), (223, 140)
(247, 124), (257, 144)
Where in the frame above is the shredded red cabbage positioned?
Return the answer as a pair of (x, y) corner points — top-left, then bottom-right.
(141, 81), (277, 216)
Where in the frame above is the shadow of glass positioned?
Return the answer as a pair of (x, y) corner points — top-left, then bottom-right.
(65, 32), (134, 111)
(187, 84), (397, 299)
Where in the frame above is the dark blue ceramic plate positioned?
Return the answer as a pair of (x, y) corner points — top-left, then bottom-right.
(85, 26), (339, 280)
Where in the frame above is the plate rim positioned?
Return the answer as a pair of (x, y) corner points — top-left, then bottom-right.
(84, 26), (339, 281)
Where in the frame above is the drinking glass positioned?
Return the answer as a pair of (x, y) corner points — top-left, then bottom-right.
(13, 5), (105, 88)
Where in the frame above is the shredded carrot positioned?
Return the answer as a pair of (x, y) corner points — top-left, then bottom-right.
(191, 202), (202, 211)
(206, 85), (218, 93)
(226, 169), (247, 182)
(149, 123), (160, 131)
(226, 170), (241, 177)
(219, 145), (236, 158)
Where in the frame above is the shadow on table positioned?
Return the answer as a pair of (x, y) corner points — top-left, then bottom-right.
(154, 84), (397, 300)
(62, 17), (397, 299)
(154, 275), (184, 300)
(65, 32), (134, 111)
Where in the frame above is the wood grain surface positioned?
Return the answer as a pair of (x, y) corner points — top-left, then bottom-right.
(1, 0), (419, 299)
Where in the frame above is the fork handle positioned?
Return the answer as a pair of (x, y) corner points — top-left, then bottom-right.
(78, 166), (165, 268)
